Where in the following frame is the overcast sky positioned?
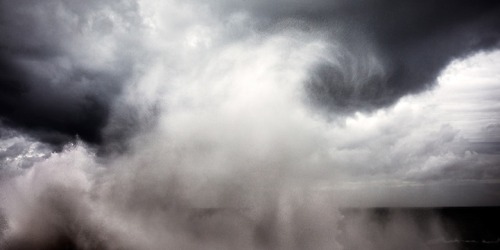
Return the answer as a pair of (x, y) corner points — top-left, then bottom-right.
(0, 0), (499, 203)
(1, 0), (500, 247)
(1, 0), (500, 248)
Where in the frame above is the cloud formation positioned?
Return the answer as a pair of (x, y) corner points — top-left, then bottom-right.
(2, 0), (500, 146)
(183, 0), (500, 113)
(0, 0), (500, 249)
(0, 0), (145, 147)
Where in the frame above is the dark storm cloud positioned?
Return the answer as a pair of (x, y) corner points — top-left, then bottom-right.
(2, 1), (500, 248)
(0, 0), (142, 147)
(215, 0), (500, 113)
(2, 0), (499, 148)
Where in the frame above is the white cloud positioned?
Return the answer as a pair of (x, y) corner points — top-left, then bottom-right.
(2, 1), (500, 248)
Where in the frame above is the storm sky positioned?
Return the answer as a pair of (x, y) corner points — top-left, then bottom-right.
(0, 0), (500, 248)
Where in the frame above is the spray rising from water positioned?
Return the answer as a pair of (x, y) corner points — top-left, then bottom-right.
(0, 0), (486, 249)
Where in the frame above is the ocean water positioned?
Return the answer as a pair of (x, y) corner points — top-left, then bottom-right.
(339, 207), (500, 250)
(1, 206), (499, 249)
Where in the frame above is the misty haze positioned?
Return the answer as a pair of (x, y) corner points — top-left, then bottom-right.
(1, 0), (500, 249)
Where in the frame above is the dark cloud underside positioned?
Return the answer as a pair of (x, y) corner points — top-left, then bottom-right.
(306, 0), (500, 113)
(1, 1), (500, 248)
(1, 0), (500, 147)
(219, 0), (500, 113)
(0, 0), (139, 147)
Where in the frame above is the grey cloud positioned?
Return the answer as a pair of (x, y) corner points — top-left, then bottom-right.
(0, 1), (499, 248)
(212, 0), (500, 114)
(0, 0), (144, 148)
(480, 124), (500, 144)
(0, 126), (52, 178)
(2, 0), (499, 149)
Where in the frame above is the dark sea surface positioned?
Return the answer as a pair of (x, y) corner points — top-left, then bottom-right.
(340, 207), (500, 250)
(1, 206), (499, 249)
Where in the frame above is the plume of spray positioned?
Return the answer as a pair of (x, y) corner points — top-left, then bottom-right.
(0, 0), (463, 249)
